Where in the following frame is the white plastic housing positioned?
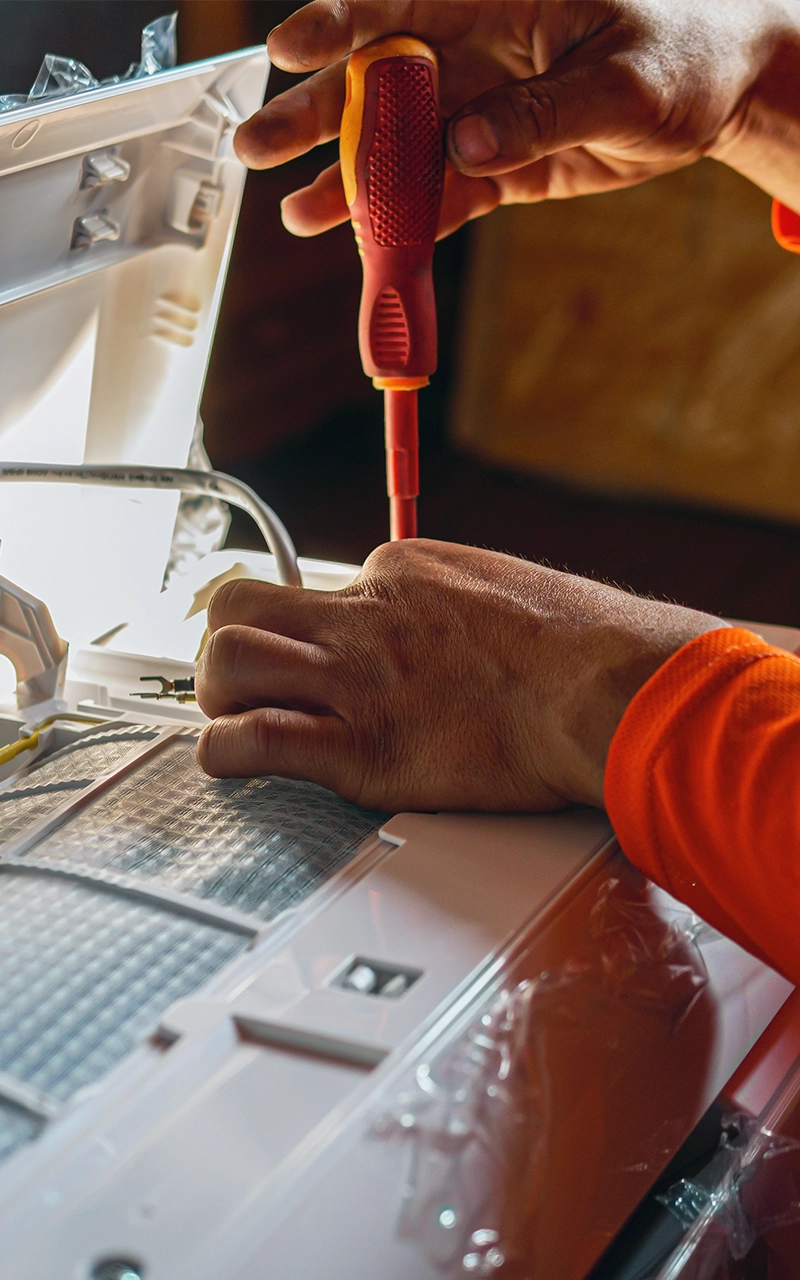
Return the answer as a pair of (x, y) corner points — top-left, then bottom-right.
(0, 49), (269, 649)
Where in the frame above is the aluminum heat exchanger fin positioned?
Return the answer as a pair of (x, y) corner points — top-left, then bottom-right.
(0, 724), (158, 845)
(0, 731), (384, 1165)
(15, 737), (383, 918)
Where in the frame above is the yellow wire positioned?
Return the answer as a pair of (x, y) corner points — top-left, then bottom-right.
(0, 713), (105, 769)
(0, 731), (39, 767)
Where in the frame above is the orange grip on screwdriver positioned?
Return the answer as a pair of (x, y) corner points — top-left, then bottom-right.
(340, 37), (444, 540)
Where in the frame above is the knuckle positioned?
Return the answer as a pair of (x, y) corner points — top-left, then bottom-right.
(196, 724), (222, 777)
(327, 0), (350, 25)
(210, 577), (280, 630)
(250, 707), (297, 773)
(206, 624), (250, 680)
(360, 537), (422, 584)
(207, 578), (247, 630)
(251, 708), (278, 763)
(615, 57), (677, 139)
(509, 81), (559, 153)
(362, 539), (404, 571)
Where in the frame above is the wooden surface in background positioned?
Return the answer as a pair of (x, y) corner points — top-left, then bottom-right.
(452, 161), (800, 524)
(178, 0), (254, 62)
(201, 156), (372, 465)
(179, 0), (373, 464)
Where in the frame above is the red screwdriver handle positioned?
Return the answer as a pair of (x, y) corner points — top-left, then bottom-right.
(341, 37), (444, 387)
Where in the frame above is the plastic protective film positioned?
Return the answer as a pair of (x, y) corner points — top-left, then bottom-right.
(654, 1073), (800, 1278)
(370, 871), (715, 1279)
(0, 12), (176, 113)
(164, 420), (231, 586)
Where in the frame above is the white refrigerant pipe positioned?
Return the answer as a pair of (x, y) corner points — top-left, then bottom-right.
(0, 462), (302, 589)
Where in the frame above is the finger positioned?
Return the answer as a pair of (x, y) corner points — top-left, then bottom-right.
(196, 625), (335, 720)
(235, 61), (347, 169)
(197, 705), (349, 793)
(281, 162), (350, 236)
(436, 166), (501, 239)
(207, 578), (333, 641)
(447, 47), (660, 177)
(267, 1), (472, 74)
(493, 147), (675, 203)
(278, 146), (652, 239)
(282, 160), (500, 239)
(439, 147), (680, 232)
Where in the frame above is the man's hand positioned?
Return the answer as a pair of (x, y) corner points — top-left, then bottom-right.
(196, 540), (721, 812)
(234, 0), (800, 239)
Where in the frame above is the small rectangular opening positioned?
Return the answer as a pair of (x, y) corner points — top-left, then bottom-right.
(330, 956), (423, 1000)
(233, 1015), (386, 1069)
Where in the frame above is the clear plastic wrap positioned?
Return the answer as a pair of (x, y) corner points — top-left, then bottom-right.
(0, 13), (177, 114)
(655, 1073), (800, 1279)
(658, 1113), (800, 1256)
(164, 419), (231, 587)
(371, 869), (717, 1279)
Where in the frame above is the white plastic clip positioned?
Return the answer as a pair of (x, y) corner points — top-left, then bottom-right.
(71, 212), (121, 249)
(81, 150), (131, 188)
(0, 573), (68, 710)
(168, 168), (222, 235)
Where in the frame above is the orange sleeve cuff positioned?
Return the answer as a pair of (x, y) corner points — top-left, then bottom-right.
(773, 199), (800, 253)
(605, 626), (800, 982)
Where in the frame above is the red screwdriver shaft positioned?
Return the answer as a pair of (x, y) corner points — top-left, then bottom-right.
(384, 388), (419, 540)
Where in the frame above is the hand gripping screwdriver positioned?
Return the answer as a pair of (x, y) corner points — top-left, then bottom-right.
(340, 36), (445, 540)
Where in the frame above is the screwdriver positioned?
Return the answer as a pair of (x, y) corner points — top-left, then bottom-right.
(340, 36), (445, 540)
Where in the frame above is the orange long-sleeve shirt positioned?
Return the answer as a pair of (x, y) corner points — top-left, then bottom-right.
(605, 213), (800, 981)
(605, 627), (800, 984)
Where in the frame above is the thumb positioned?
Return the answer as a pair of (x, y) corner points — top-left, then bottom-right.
(448, 56), (654, 175)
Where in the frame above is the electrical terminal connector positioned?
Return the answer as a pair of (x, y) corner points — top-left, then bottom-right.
(131, 675), (196, 703)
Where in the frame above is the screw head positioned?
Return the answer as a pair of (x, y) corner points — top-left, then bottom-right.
(91, 1260), (144, 1280)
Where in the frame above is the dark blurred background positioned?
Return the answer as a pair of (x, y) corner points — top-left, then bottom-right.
(4, 0), (800, 625)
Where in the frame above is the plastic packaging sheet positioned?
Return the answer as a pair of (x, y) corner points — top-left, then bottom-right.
(165, 419), (231, 587)
(0, 12), (176, 113)
(655, 1106), (800, 1279)
(0, 725), (157, 846)
(371, 870), (717, 1279)
(17, 737), (383, 920)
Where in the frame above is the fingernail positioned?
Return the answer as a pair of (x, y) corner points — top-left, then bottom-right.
(452, 114), (500, 167)
(280, 196), (309, 237)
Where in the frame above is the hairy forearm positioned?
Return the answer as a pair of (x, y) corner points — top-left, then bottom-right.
(713, 3), (800, 210)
